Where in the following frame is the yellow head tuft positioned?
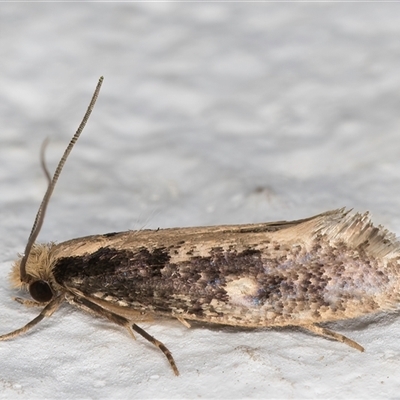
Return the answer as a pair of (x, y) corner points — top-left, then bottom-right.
(10, 243), (56, 291)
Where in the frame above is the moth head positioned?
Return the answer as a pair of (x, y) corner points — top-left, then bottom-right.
(11, 243), (58, 303)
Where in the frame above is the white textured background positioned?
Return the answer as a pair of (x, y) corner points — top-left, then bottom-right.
(1, 3), (400, 399)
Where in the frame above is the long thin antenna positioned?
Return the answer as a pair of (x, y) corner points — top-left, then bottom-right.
(19, 77), (104, 283)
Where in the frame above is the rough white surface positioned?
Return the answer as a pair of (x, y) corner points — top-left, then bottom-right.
(1, 3), (400, 399)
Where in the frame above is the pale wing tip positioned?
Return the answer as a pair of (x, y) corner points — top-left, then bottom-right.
(316, 208), (400, 259)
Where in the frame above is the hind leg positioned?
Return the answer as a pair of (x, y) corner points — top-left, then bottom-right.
(302, 324), (364, 352)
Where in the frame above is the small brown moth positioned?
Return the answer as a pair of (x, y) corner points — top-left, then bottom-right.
(2, 77), (400, 376)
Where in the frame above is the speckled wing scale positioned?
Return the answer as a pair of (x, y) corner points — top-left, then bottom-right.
(3, 78), (400, 376)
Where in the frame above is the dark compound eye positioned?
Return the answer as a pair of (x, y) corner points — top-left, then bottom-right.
(29, 280), (53, 303)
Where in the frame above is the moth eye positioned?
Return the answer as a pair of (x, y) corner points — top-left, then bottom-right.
(29, 280), (53, 303)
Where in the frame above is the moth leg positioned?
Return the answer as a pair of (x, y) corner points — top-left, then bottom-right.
(131, 323), (180, 376)
(13, 297), (43, 307)
(303, 324), (364, 352)
(176, 316), (191, 328)
(0, 294), (64, 340)
(71, 295), (179, 376)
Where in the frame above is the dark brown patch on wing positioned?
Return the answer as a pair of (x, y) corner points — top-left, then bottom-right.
(53, 246), (268, 318)
(53, 247), (170, 280)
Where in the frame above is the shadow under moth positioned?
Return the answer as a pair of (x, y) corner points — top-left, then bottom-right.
(2, 77), (400, 376)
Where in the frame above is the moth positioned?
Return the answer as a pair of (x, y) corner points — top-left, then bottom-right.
(2, 77), (400, 376)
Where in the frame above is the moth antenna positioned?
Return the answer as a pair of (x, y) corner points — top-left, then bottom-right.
(19, 76), (104, 283)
